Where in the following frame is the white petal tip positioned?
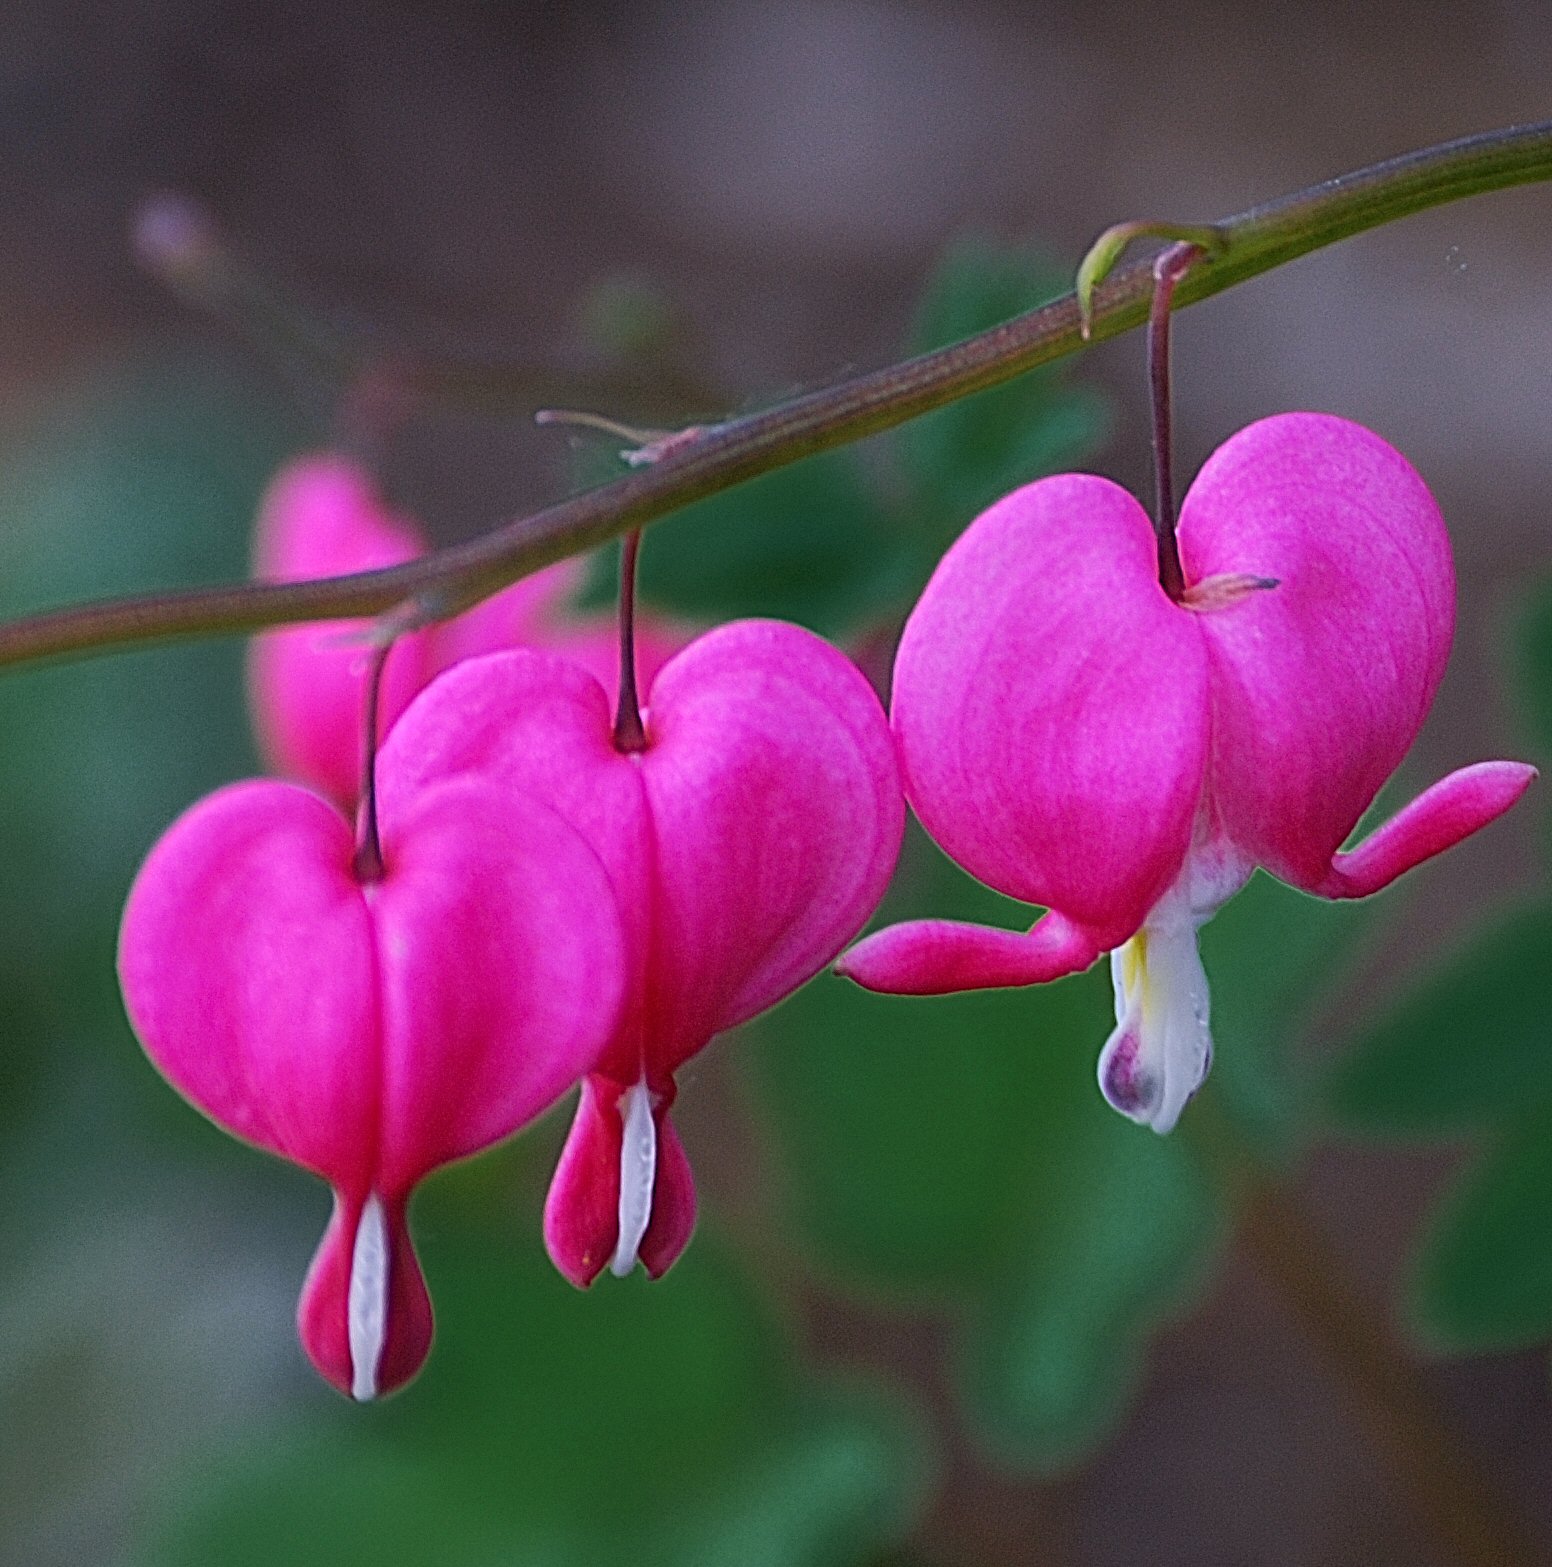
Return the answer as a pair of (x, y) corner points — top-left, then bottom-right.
(347, 1192), (390, 1403)
(609, 1078), (657, 1279)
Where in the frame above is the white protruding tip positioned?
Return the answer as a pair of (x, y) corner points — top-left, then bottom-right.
(1097, 906), (1214, 1137)
(347, 1192), (390, 1401)
(610, 1078), (657, 1278)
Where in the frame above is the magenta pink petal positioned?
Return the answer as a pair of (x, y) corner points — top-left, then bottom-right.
(1314, 760), (1537, 898)
(638, 618), (903, 1065)
(120, 765), (627, 1395)
(298, 1192), (432, 1399)
(1180, 413), (1457, 888)
(377, 650), (655, 1051)
(370, 776), (629, 1187)
(542, 1074), (698, 1287)
(891, 473), (1210, 953)
(839, 909), (1101, 994)
(118, 779), (379, 1187)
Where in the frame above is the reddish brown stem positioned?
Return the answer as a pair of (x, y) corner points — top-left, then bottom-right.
(612, 530), (648, 754)
(1149, 242), (1201, 601)
(352, 640), (394, 883)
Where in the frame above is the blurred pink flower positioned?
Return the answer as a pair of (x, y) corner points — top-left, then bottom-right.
(841, 413), (1534, 1133)
(247, 453), (688, 812)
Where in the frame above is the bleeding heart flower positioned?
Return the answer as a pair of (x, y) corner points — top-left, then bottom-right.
(840, 412), (1534, 1134)
(378, 618), (904, 1285)
(118, 768), (626, 1398)
(247, 454), (687, 812)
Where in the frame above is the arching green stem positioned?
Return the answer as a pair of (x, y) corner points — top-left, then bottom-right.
(5, 121), (1552, 672)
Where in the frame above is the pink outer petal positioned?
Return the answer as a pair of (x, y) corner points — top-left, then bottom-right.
(376, 651), (655, 1085)
(1179, 413), (1457, 887)
(542, 1075), (698, 1289)
(247, 456), (435, 812)
(838, 909), (1100, 995)
(382, 626), (902, 1077)
(638, 619), (903, 1068)
(370, 776), (630, 1186)
(118, 780), (379, 1189)
(298, 1191), (432, 1399)
(639, 1110), (697, 1279)
(891, 473), (1209, 951)
(1314, 760), (1537, 899)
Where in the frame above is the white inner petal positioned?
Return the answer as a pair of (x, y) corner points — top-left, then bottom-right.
(610, 1078), (657, 1278)
(347, 1191), (390, 1402)
(1097, 882), (1215, 1136)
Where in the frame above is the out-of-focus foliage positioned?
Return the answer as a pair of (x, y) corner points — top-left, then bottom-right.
(0, 357), (293, 1139)
(897, 237), (1110, 529)
(743, 828), (1371, 1471)
(145, 1197), (927, 1567)
(1329, 581), (1552, 1351)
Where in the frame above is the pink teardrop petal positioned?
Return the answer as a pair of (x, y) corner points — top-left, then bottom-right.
(638, 1109), (697, 1280)
(296, 1190), (432, 1400)
(1179, 413), (1456, 888)
(542, 1076), (699, 1288)
(891, 473), (1209, 950)
(543, 1076), (622, 1289)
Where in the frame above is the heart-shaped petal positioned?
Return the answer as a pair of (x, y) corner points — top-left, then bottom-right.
(119, 770), (627, 1393)
(891, 472), (1210, 952)
(1179, 413), (1456, 889)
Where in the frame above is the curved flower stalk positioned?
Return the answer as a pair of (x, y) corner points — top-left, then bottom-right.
(841, 413), (1534, 1134)
(247, 453), (687, 811)
(118, 766), (627, 1398)
(378, 619), (904, 1285)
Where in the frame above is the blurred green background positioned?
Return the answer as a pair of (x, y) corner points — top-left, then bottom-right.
(1, 7), (1551, 1567)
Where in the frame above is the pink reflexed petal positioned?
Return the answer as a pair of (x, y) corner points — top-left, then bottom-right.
(639, 619), (904, 1067)
(639, 1108), (696, 1280)
(297, 1191), (432, 1399)
(1315, 761), (1537, 899)
(247, 455), (436, 811)
(892, 474), (1209, 949)
(117, 780), (379, 1190)
(370, 776), (628, 1186)
(838, 909), (1100, 994)
(1179, 413), (1457, 887)
(543, 1077), (621, 1289)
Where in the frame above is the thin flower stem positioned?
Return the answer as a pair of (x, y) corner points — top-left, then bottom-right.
(7, 121), (1552, 672)
(612, 530), (649, 754)
(351, 639), (395, 884)
(1148, 243), (1201, 601)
